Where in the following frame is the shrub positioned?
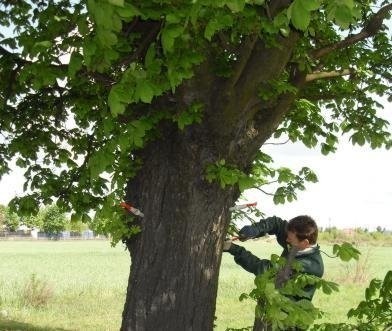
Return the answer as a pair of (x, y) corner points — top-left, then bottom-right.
(335, 249), (371, 284)
(21, 274), (54, 308)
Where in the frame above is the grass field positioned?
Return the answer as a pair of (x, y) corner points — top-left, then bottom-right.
(0, 240), (390, 330)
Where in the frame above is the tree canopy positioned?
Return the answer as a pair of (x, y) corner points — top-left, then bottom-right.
(1, 0), (391, 219)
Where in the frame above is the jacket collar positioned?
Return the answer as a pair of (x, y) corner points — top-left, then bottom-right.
(295, 244), (319, 256)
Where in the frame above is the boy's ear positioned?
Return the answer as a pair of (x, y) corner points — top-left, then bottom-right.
(301, 239), (310, 249)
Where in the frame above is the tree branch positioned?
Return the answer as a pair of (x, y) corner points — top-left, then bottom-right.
(228, 34), (258, 88)
(311, 3), (392, 59)
(264, 139), (290, 145)
(0, 45), (28, 65)
(255, 187), (275, 196)
(119, 21), (161, 67)
(305, 68), (354, 82)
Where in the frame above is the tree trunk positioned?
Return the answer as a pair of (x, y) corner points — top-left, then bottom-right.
(120, 31), (301, 331)
(120, 125), (239, 330)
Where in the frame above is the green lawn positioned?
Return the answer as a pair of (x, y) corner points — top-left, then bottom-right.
(0, 240), (390, 330)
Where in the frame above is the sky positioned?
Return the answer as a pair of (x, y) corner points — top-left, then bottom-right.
(243, 133), (392, 231)
(240, 99), (392, 231)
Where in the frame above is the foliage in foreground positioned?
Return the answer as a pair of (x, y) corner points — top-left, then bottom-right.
(311, 270), (392, 331)
(228, 243), (391, 330)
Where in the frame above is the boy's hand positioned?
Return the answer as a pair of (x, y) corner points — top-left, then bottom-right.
(223, 239), (232, 251)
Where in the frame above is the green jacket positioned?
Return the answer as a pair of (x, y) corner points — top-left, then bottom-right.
(228, 216), (324, 300)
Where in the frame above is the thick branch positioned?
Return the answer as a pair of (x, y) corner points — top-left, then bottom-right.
(305, 68), (354, 82)
(0, 46), (28, 65)
(228, 35), (258, 88)
(311, 3), (392, 59)
(119, 21), (161, 67)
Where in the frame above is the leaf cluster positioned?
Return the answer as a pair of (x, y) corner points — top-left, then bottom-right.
(311, 270), (392, 331)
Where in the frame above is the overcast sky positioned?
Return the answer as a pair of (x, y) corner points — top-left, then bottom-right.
(244, 137), (392, 231)
(242, 102), (392, 231)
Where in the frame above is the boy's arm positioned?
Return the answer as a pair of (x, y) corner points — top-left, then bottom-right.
(239, 216), (288, 248)
(227, 244), (271, 276)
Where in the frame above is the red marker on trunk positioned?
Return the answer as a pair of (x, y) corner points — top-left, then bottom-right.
(120, 202), (144, 218)
(229, 202), (257, 211)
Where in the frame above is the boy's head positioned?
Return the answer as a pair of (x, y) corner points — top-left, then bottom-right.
(286, 215), (318, 250)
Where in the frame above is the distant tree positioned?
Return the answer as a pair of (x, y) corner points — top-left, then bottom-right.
(0, 204), (5, 229)
(67, 219), (89, 233)
(5, 208), (19, 231)
(21, 214), (42, 229)
(0, 204), (20, 231)
(376, 225), (384, 233)
(40, 205), (68, 236)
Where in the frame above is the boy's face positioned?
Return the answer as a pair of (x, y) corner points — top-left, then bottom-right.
(286, 231), (310, 250)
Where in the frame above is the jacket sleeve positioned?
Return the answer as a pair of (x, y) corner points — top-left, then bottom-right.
(228, 244), (271, 276)
(239, 216), (288, 248)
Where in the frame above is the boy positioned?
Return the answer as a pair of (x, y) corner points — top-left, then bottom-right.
(223, 215), (324, 300)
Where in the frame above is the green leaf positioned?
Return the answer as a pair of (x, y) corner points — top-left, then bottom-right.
(204, 14), (233, 41)
(135, 80), (154, 103)
(108, 0), (124, 6)
(225, 0), (245, 13)
(161, 24), (184, 53)
(177, 112), (193, 130)
(88, 150), (108, 179)
(273, 187), (286, 204)
(145, 44), (156, 68)
(34, 40), (52, 48)
(97, 29), (118, 47)
(299, 0), (319, 11)
(288, 0), (312, 31)
(128, 120), (147, 148)
(334, 5), (353, 29)
(68, 52), (83, 78)
(175, 102), (203, 130)
(351, 132), (365, 146)
(166, 13), (182, 24)
(239, 293), (249, 301)
(238, 176), (255, 192)
(277, 167), (294, 183)
(115, 3), (141, 20)
(108, 87), (127, 117)
(292, 8), (310, 31)
(333, 242), (361, 262)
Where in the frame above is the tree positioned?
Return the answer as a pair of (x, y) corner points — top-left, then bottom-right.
(0, 204), (19, 231)
(21, 214), (42, 230)
(0, 1), (391, 330)
(39, 205), (68, 236)
(0, 204), (6, 230)
(67, 218), (89, 233)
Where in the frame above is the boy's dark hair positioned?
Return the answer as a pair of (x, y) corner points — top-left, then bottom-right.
(287, 215), (318, 244)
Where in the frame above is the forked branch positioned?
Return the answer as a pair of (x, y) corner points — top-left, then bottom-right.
(311, 3), (392, 59)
